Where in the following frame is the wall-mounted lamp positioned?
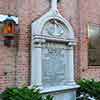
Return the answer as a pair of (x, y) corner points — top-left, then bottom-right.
(0, 15), (18, 47)
(3, 16), (16, 34)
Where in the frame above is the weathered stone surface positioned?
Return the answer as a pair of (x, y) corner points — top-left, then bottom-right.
(42, 45), (67, 86)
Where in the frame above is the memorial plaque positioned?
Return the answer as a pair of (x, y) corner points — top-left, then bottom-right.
(42, 43), (67, 86)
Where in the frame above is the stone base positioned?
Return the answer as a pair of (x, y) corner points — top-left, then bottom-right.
(40, 85), (79, 100)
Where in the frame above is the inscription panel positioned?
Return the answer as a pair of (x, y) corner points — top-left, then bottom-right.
(42, 43), (68, 86)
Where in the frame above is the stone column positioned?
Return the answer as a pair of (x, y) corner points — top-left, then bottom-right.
(67, 47), (75, 84)
(31, 43), (42, 86)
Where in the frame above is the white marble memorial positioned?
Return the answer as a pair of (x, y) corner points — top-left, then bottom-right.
(31, 0), (79, 99)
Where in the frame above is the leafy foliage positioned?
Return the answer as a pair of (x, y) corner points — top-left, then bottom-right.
(77, 79), (100, 100)
(0, 86), (53, 100)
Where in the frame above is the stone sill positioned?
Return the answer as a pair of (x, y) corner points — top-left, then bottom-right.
(40, 84), (79, 94)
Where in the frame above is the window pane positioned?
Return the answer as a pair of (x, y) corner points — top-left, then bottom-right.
(88, 24), (100, 66)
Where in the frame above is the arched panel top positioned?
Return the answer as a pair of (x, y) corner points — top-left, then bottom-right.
(41, 17), (75, 40)
(32, 10), (75, 41)
(32, 1), (75, 41)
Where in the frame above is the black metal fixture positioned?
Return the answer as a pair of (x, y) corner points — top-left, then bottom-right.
(3, 15), (17, 47)
(49, 0), (60, 3)
(4, 36), (14, 47)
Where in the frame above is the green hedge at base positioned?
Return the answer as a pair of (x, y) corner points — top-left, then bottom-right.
(77, 79), (100, 100)
(0, 87), (53, 100)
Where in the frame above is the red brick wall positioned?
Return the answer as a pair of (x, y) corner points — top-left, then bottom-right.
(0, 0), (87, 91)
(79, 0), (100, 80)
(0, 0), (17, 92)
(15, 0), (80, 86)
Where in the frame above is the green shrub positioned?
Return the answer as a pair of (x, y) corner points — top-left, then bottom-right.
(77, 79), (100, 100)
(0, 86), (53, 100)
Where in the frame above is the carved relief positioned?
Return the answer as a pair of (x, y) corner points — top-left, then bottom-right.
(42, 19), (69, 37)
